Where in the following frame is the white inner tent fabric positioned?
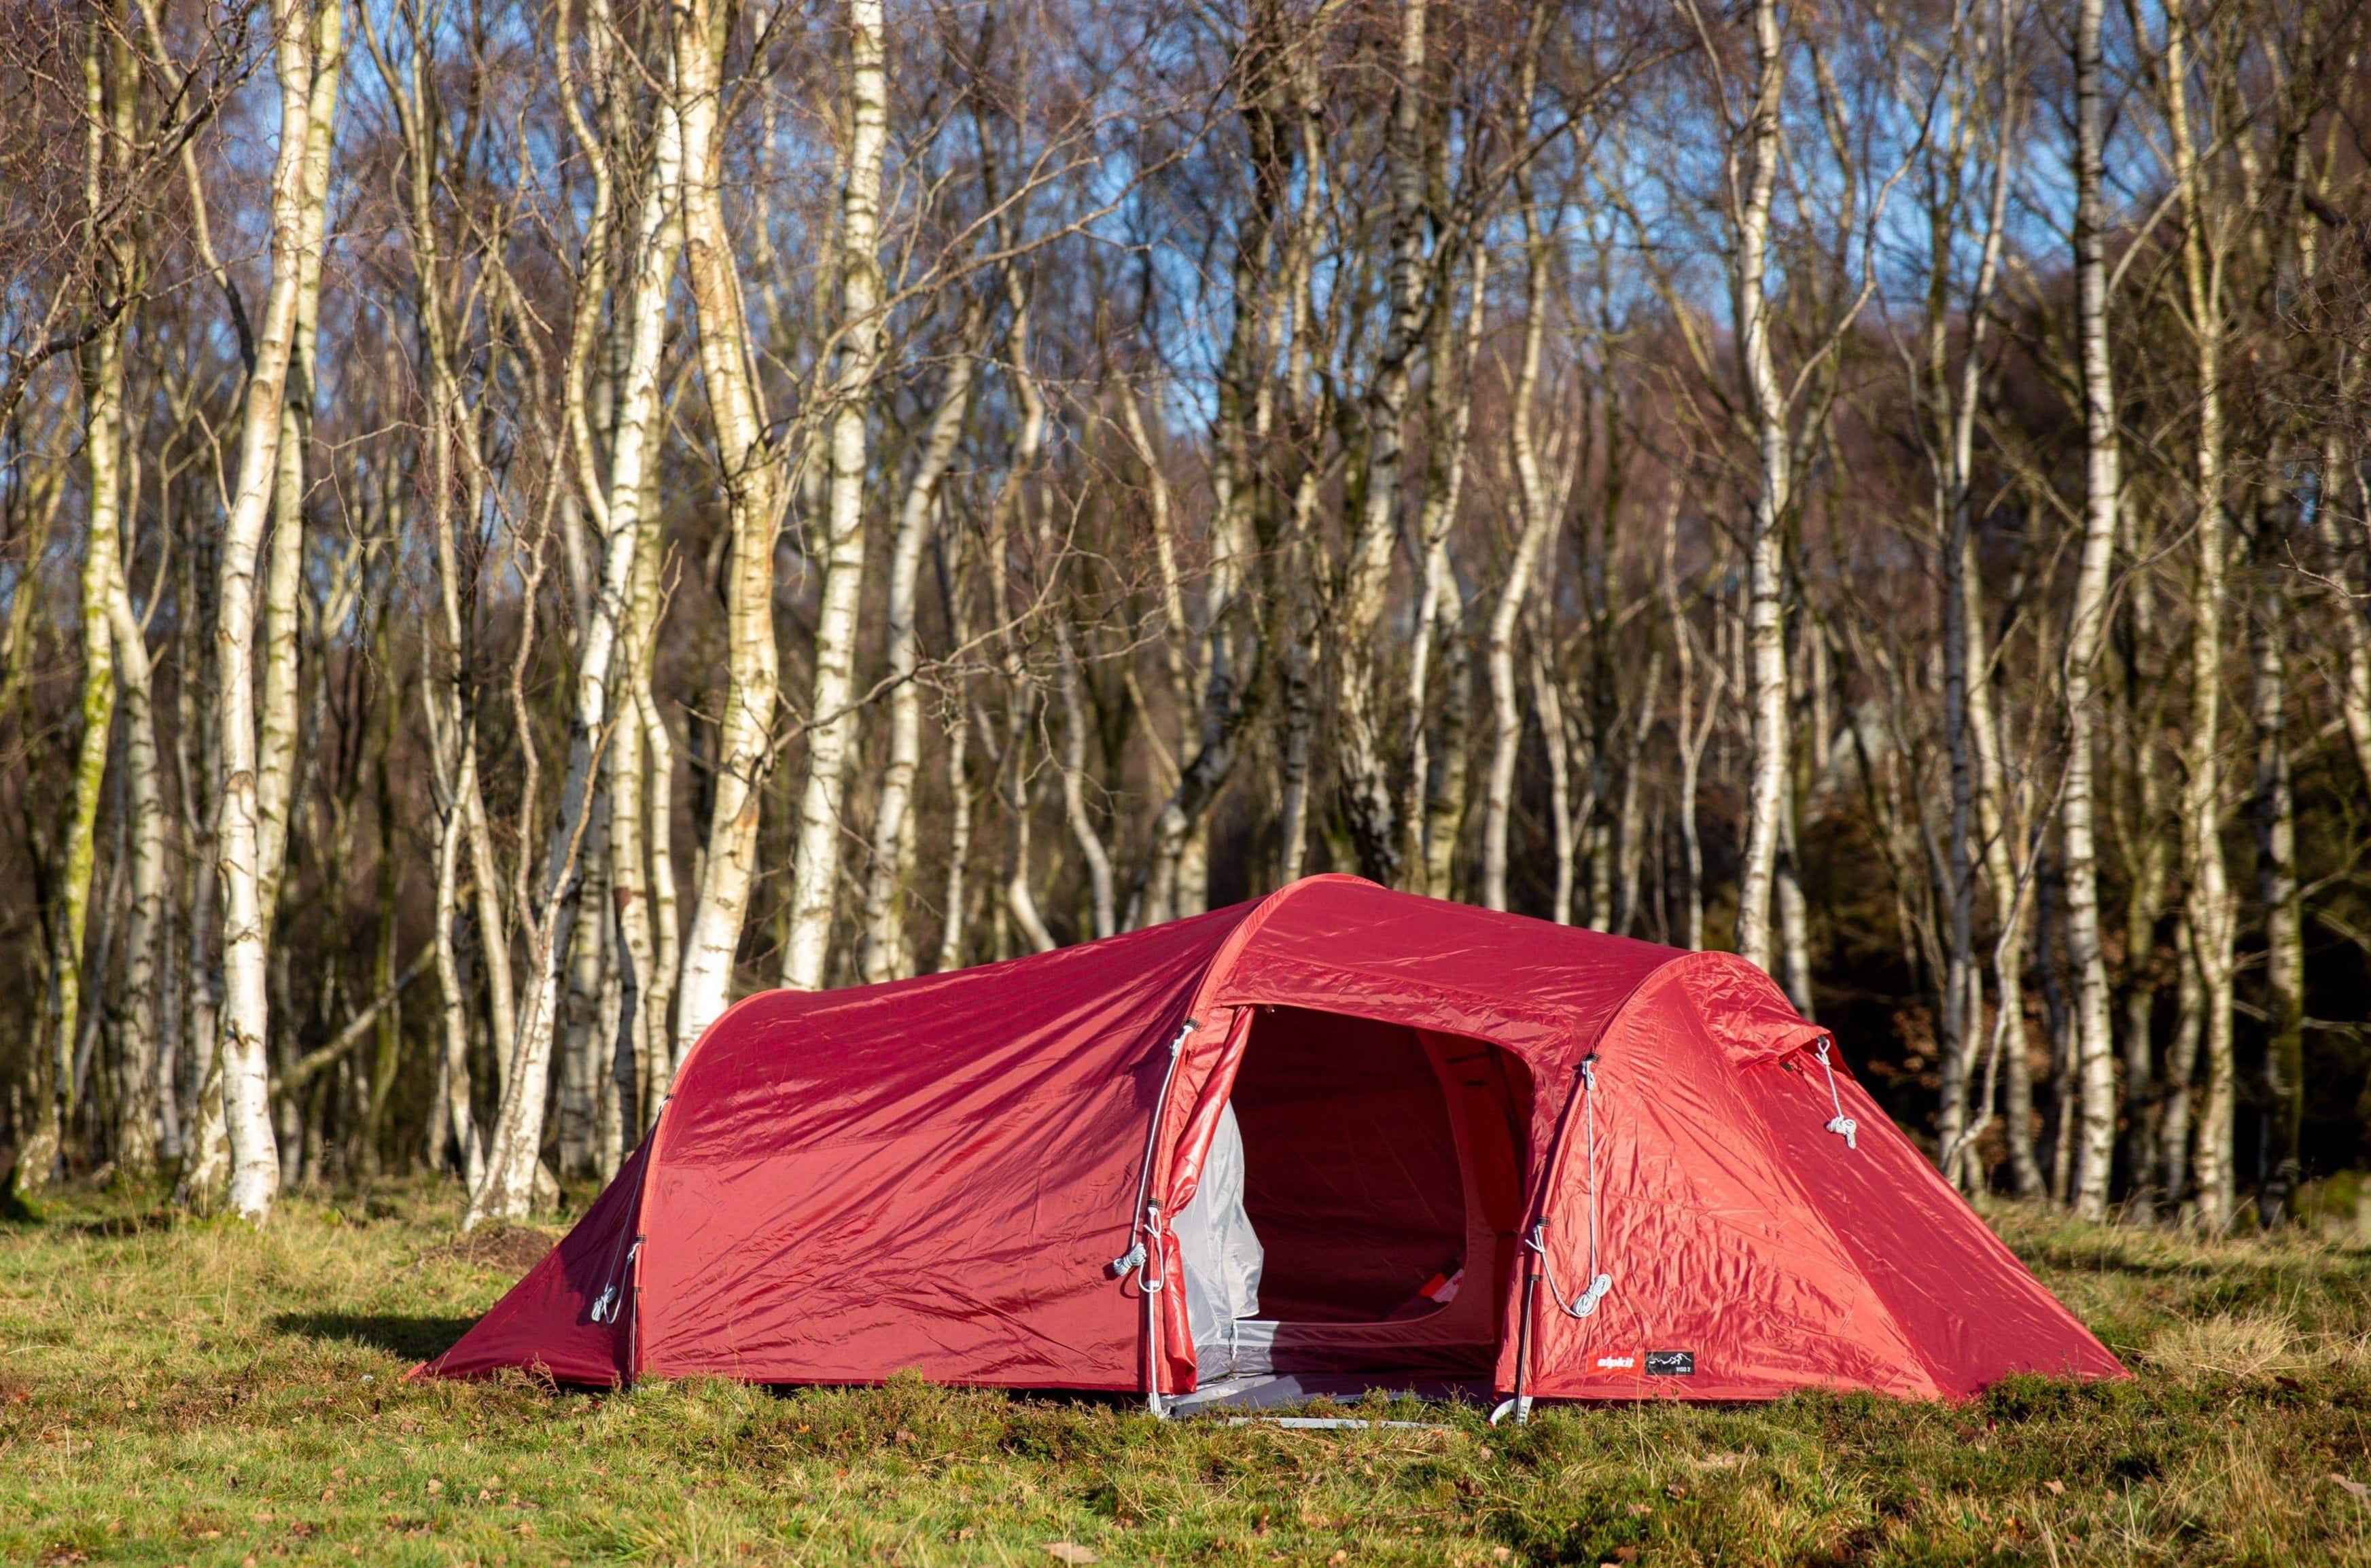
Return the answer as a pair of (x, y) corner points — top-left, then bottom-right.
(1173, 1103), (1265, 1353)
(1174, 1014), (1505, 1383)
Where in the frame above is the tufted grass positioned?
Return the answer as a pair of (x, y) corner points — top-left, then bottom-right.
(3, 1181), (2370, 1565)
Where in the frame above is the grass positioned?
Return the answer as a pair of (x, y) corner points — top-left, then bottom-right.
(4, 1181), (2370, 1565)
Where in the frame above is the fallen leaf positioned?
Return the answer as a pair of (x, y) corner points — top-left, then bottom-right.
(1042, 1545), (1099, 1565)
(1329, 1552), (1348, 1565)
(425, 1479), (443, 1495)
(2334, 1474), (2371, 1501)
(2045, 1480), (2065, 1496)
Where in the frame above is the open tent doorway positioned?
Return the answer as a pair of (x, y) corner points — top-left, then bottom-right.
(1173, 1005), (1534, 1403)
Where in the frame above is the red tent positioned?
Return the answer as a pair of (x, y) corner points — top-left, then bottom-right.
(418, 875), (2123, 1405)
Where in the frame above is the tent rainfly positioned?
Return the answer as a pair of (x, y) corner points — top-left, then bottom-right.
(417, 875), (2124, 1407)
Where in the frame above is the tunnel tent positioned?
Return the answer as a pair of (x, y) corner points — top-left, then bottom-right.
(417, 874), (2126, 1407)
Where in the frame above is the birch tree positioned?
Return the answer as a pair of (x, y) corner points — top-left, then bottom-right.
(673, 0), (788, 1044)
(778, 0), (888, 991)
(2058, 0), (2125, 1220)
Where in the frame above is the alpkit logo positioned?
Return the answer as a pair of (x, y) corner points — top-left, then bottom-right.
(1592, 1351), (1639, 1372)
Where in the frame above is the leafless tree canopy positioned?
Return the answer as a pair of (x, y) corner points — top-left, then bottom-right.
(3, 0), (2367, 1228)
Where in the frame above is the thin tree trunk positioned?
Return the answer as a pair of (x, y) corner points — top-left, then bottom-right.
(1732, 0), (1790, 978)
(2164, 10), (2236, 1232)
(934, 531), (976, 973)
(860, 331), (980, 981)
(2158, 915), (2202, 1209)
(1613, 652), (1664, 936)
(1331, 0), (1430, 886)
(612, 510), (666, 1134)
(778, 0), (888, 991)
(673, 0), (788, 1035)
(1053, 620), (1118, 940)
(1406, 247), (1487, 897)
(1489, 190), (1563, 913)
(214, 0), (339, 1223)
(470, 52), (683, 1226)
(106, 531), (165, 1178)
(431, 733), (481, 1191)
(56, 284), (126, 1179)
(1528, 638), (1575, 926)
(2251, 552), (2302, 1226)
(2062, 0), (2123, 1219)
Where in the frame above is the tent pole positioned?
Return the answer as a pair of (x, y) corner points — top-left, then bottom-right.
(1501, 1251), (1539, 1425)
(1121, 1016), (1197, 1418)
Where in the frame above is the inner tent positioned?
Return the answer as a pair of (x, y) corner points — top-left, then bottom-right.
(1174, 1005), (1534, 1390)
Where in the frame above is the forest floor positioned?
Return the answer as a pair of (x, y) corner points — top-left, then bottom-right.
(3, 1181), (2370, 1566)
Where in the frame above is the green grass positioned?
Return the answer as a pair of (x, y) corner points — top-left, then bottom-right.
(4, 1182), (2370, 1565)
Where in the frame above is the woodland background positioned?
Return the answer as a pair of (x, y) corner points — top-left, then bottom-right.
(1, 0), (2367, 1232)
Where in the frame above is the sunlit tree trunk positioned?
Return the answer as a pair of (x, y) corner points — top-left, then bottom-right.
(1487, 189), (1562, 912)
(860, 331), (979, 981)
(2162, 9), (2237, 1232)
(56, 289), (124, 1186)
(1331, 0), (1429, 886)
(106, 526), (165, 1179)
(470, 52), (682, 1226)
(778, 0), (887, 991)
(1731, 0), (1790, 978)
(674, 0), (787, 1035)
(215, 0), (340, 1223)
(2062, 0), (2123, 1219)
(934, 529), (977, 973)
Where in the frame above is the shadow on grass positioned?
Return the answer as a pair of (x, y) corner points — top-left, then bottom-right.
(60, 1209), (179, 1239)
(273, 1312), (478, 1361)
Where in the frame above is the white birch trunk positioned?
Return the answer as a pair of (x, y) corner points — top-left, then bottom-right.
(673, 0), (788, 1040)
(106, 535), (166, 1177)
(1332, 0), (1429, 885)
(2164, 14), (2238, 1230)
(215, 0), (338, 1223)
(1731, 0), (1791, 976)
(1486, 183), (1560, 912)
(860, 338), (979, 980)
(468, 63), (683, 1227)
(2062, 0), (2123, 1219)
(57, 296), (124, 1172)
(778, 0), (888, 991)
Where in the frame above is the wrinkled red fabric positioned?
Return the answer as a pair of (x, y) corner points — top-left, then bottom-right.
(419, 874), (2123, 1402)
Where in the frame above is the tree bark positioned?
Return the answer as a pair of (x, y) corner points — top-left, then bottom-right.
(105, 521), (166, 1179)
(2062, 0), (2124, 1219)
(2164, 8), (2237, 1231)
(2251, 539), (2302, 1226)
(469, 43), (683, 1226)
(673, 0), (788, 1037)
(860, 327), (980, 982)
(1731, 0), (1791, 978)
(213, 0), (340, 1223)
(1331, 0), (1430, 887)
(778, 0), (888, 991)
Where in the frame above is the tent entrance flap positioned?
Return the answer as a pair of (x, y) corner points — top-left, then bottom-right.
(1177, 1006), (1524, 1380)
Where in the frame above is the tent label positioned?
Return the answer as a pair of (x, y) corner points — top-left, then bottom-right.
(1646, 1351), (1696, 1376)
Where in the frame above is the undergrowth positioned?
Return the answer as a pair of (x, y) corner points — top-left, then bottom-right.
(3, 1181), (2368, 1565)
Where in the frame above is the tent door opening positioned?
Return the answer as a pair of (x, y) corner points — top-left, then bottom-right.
(1175, 1005), (1532, 1384)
